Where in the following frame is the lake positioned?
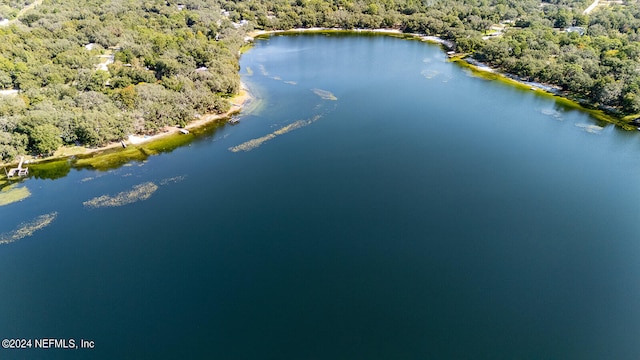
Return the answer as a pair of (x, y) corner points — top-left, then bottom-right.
(2, 33), (640, 359)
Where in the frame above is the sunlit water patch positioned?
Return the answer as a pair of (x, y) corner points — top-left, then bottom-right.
(0, 212), (58, 245)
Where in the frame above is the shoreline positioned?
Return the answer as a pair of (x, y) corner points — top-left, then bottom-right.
(1, 83), (252, 170)
(3, 28), (634, 173)
(125, 84), (251, 146)
(249, 28), (636, 129)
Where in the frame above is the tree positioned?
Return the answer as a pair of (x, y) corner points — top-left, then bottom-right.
(0, 131), (27, 161)
(30, 124), (62, 156)
(111, 85), (138, 110)
(594, 77), (623, 106)
(0, 70), (12, 89)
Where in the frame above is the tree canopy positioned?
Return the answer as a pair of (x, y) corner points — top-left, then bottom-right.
(0, 0), (245, 161)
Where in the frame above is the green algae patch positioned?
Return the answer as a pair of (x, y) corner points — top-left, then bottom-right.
(29, 159), (72, 180)
(0, 184), (31, 206)
(0, 212), (58, 245)
(240, 42), (254, 54)
(74, 146), (155, 171)
(144, 132), (195, 153)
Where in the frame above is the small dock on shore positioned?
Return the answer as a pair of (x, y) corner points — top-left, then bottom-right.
(6, 156), (28, 177)
(228, 118), (240, 125)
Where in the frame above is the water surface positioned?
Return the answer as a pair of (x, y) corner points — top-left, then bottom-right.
(1, 33), (640, 359)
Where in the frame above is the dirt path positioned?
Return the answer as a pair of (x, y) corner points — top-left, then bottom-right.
(1, 0), (44, 27)
(583, 0), (600, 14)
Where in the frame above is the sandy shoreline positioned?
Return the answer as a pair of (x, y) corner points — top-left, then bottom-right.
(125, 84), (251, 146)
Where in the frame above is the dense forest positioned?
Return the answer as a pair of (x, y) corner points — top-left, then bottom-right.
(0, 0), (36, 21)
(0, 0), (246, 161)
(2, 0), (640, 162)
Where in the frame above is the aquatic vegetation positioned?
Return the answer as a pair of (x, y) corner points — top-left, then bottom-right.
(0, 212), (58, 245)
(229, 133), (277, 152)
(229, 115), (322, 152)
(246, 67), (254, 76)
(575, 123), (604, 134)
(272, 76), (282, 81)
(83, 182), (158, 208)
(0, 185), (31, 206)
(541, 108), (563, 120)
(160, 176), (187, 185)
(259, 64), (268, 76)
(72, 133), (197, 172)
(312, 88), (337, 100)
(421, 69), (440, 79)
(73, 147), (150, 171)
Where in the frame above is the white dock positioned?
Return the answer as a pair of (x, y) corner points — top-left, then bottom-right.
(7, 156), (28, 177)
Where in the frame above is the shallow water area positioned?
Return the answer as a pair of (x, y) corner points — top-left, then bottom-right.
(1, 33), (640, 360)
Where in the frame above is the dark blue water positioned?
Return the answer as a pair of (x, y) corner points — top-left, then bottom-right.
(2, 33), (640, 359)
